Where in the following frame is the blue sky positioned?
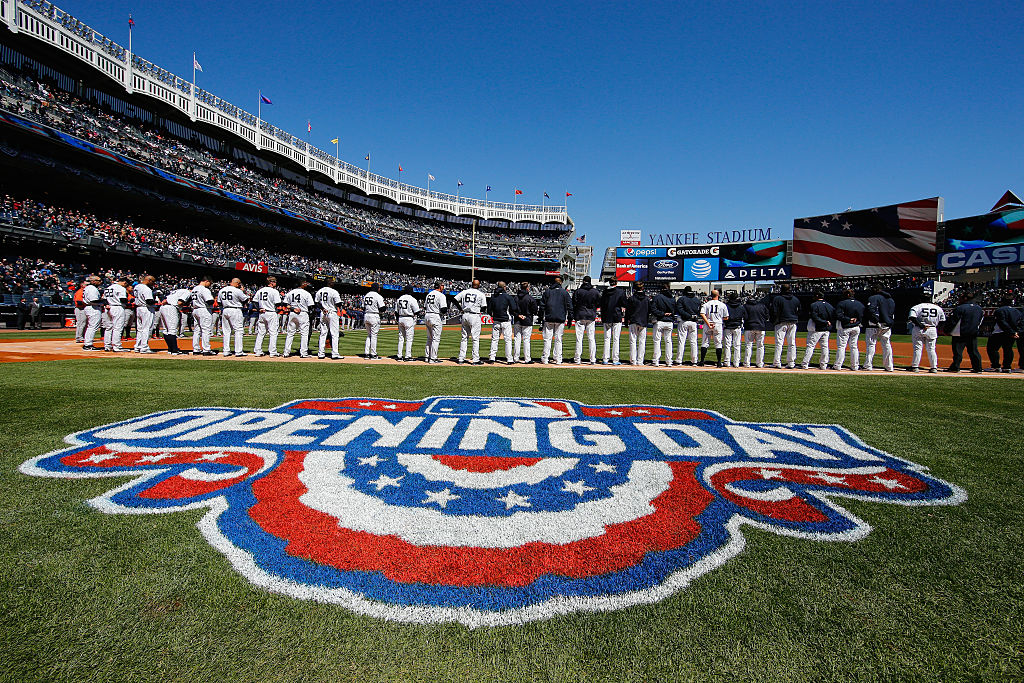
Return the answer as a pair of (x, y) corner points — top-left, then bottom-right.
(57, 0), (1023, 260)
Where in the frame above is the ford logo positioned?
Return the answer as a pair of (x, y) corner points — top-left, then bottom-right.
(653, 260), (678, 269)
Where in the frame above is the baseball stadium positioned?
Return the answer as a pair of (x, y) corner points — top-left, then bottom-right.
(1, 1), (1021, 681)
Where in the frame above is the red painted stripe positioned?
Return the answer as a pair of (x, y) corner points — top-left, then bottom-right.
(793, 239), (929, 267)
(290, 400), (423, 412)
(250, 453), (713, 587)
(431, 454), (542, 472)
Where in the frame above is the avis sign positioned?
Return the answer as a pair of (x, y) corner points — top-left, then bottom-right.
(235, 262), (268, 274)
(21, 397), (964, 627)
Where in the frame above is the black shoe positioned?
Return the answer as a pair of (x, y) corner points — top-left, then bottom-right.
(717, 362), (723, 368)
(945, 368), (960, 373)
(203, 351), (216, 356)
(471, 360), (484, 365)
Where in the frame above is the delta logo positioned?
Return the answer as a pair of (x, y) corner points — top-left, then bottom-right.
(20, 397), (965, 627)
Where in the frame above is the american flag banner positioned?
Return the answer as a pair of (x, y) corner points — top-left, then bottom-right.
(792, 197), (941, 278)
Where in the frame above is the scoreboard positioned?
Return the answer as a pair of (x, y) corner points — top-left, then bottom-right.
(615, 241), (790, 283)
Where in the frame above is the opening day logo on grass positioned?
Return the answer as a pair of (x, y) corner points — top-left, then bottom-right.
(20, 397), (965, 627)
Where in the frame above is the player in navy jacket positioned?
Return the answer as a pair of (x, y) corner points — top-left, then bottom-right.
(540, 276), (573, 364)
(987, 297), (1022, 372)
(721, 293), (746, 367)
(770, 285), (801, 368)
(599, 278), (627, 365)
(864, 287), (896, 371)
(572, 277), (601, 364)
(946, 292), (984, 373)
(833, 290), (866, 370)
(673, 286), (702, 365)
(650, 284), (676, 366)
(742, 294), (770, 368)
(625, 284), (650, 365)
(801, 291), (835, 370)
(513, 283), (539, 363)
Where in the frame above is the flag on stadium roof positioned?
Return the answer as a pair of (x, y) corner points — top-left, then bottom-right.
(576, 234), (587, 243)
(428, 174), (435, 181)
(330, 138), (338, 144)
(991, 190), (1023, 213)
(457, 180), (463, 187)
(566, 192), (573, 197)
(544, 192), (550, 199)
(193, 55), (203, 72)
(792, 197), (941, 278)
(515, 189), (523, 195)
(128, 14), (134, 28)
(398, 165), (404, 172)
(486, 185), (491, 192)
(260, 94), (272, 105)
(365, 154), (370, 160)
(307, 120), (311, 133)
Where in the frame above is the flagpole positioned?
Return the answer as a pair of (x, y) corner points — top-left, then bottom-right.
(257, 89), (261, 123)
(471, 219), (477, 280)
(191, 51), (197, 119)
(427, 173), (431, 197)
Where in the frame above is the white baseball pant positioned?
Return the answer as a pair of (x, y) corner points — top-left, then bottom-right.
(541, 321), (565, 364)
(652, 321), (674, 365)
(192, 308), (213, 353)
(603, 321), (622, 364)
(255, 311), (280, 355)
(364, 312), (381, 356)
(490, 320), (514, 362)
(773, 322), (798, 367)
(574, 319), (597, 363)
(397, 317), (416, 359)
(912, 326), (938, 369)
(460, 313), (483, 362)
(134, 307), (154, 351)
(285, 311), (310, 356)
(675, 320), (698, 364)
(802, 322), (830, 369)
(83, 307), (102, 347)
(702, 323), (723, 349)
(424, 313), (443, 361)
(864, 326), (893, 371)
(159, 305), (179, 336)
(74, 307), (86, 342)
(723, 327), (742, 367)
(104, 306), (127, 351)
(744, 330), (766, 367)
(514, 323), (534, 362)
(221, 308), (244, 355)
(833, 323), (861, 370)
(628, 323), (647, 364)
(320, 311), (341, 357)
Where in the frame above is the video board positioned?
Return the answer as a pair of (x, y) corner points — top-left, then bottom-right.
(614, 242), (790, 282)
(938, 208), (1024, 270)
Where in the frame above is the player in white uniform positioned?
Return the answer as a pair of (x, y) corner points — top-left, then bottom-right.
(422, 282), (447, 364)
(395, 285), (421, 361)
(315, 279), (345, 359)
(217, 277), (249, 357)
(132, 275), (157, 353)
(190, 276), (216, 355)
(908, 297), (946, 373)
(361, 283), (387, 359)
(283, 281), (315, 358)
(102, 276), (130, 352)
(252, 276), (283, 357)
(699, 290), (729, 368)
(160, 286), (191, 354)
(81, 275), (104, 351)
(455, 280), (486, 364)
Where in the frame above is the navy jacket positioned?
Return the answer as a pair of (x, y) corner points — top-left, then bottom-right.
(515, 290), (538, 326)
(599, 287), (627, 324)
(487, 288), (518, 323)
(948, 302), (983, 336)
(866, 291), (896, 327)
(771, 293), (801, 323)
(724, 302), (746, 329)
(835, 298), (866, 327)
(650, 292), (676, 323)
(809, 300), (835, 330)
(993, 306), (1023, 335)
(540, 283), (573, 323)
(571, 283), (601, 322)
(674, 294), (702, 322)
(625, 291), (650, 326)
(743, 298), (770, 331)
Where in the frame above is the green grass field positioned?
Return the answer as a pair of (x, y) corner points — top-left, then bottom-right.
(1, 350), (1021, 681)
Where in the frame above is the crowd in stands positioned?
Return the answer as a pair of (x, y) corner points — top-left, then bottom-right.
(786, 275), (929, 294)
(944, 280), (1024, 308)
(0, 69), (569, 260)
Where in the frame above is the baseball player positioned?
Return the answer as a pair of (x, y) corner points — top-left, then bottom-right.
(699, 289), (728, 367)
(73, 280), (87, 344)
(988, 296), (1022, 372)
(361, 283), (387, 359)
(722, 291), (746, 368)
(314, 279), (345, 360)
(283, 281), (315, 358)
(539, 276), (572, 365)
(572, 276), (600, 364)
(487, 281), (518, 364)
(599, 278), (626, 365)
(770, 283), (801, 368)
(832, 289), (865, 371)
(422, 282), (447, 364)
(673, 286), (701, 366)
(132, 275), (157, 353)
(217, 277), (249, 357)
(800, 291), (834, 370)
(159, 284), (191, 355)
(625, 283), (650, 366)
(81, 275), (103, 351)
(252, 276), (283, 357)
(742, 293), (770, 368)
(102, 276), (130, 352)
(864, 286), (896, 372)
(455, 279), (486, 365)
(395, 284), (421, 361)
(189, 276), (216, 356)
(946, 292), (984, 373)
(908, 295), (946, 373)
(514, 282), (539, 363)
(650, 283), (676, 367)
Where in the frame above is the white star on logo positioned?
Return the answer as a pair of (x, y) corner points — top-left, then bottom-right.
(383, 404), (397, 409)
(758, 468), (784, 480)
(561, 479), (596, 496)
(80, 452), (119, 464)
(869, 476), (907, 490)
(358, 454), (384, 467)
(589, 461), (617, 474)
(842, 222), (852, 231)
(422, 487), (461, 509)
(496, 490), (531, 509)
(368, 473), (403, 490)
(137, 452), (178, 463)
(809, 472), (847, 485)
(198, 451), (230, 462)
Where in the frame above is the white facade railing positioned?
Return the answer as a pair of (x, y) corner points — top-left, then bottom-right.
(1, 0), (572, 226)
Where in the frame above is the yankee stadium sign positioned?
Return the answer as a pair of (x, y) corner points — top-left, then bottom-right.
(20, 397), (964, 627)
